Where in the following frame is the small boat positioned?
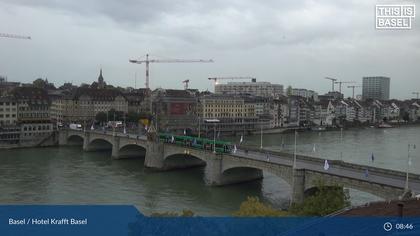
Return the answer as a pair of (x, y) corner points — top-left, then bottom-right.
(377, 122), (393, 128)
(311, 126), (327, 131)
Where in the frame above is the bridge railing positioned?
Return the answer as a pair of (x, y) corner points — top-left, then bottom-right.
(238, 145), (420, 181)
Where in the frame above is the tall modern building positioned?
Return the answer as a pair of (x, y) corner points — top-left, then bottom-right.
(362, 76), (390, 100)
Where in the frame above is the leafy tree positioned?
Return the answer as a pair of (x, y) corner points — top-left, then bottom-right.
(33, 78), (46, 88)
(151, 210), (194, 217)
(286, 86), (293, 96)
(127, 111), (141, 123)
(289, 180), (350, 216)
(95, 112), (107, 123)
(108, 109), (124, 121)
(233, 197), (288, 217)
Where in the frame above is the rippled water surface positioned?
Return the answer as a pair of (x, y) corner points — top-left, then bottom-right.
(0, 126), (418, 216)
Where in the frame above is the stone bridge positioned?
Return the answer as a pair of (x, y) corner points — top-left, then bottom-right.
(59, 129), (420, 204)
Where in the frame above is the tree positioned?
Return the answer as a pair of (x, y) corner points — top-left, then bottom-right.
(108, 109), (124, 121)
(127, 111), (141, 123)
(95, 112), (107, 123)
(289, 180), (350, 216)
(286, 86), (293, 96)
(33, 78), (46, 88)
(233, 197), (288, 217)
(151, 210), (194, 217)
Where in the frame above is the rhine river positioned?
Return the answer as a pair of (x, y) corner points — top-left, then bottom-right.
(0, 126), (419, 216)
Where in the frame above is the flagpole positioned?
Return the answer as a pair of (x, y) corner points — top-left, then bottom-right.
(293, 130), (297, 169)
(340, 127), (343, 161)
(213, 123), (216, 154)
(198, 116), (201, 138)
(260, 123), (263, 149)
(406, 144), (415, 191)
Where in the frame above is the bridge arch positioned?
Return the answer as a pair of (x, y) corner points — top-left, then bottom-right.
(221, 161), (294, 187)
(86, 138), (113, 151)
(118, 144), (147, 159)
(67, 134), (84, 146)
(163, 153), (206, 170)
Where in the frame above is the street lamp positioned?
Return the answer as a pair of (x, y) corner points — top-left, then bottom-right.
(406, 144), (416, 191)
(293, 130), (297, 169)
(205, 119), (220, 154)
(340, 127), (343, 161)
(260, 122), (263, 149)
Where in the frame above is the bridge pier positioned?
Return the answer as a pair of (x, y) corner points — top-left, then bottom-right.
(144, 142), (165, 170)
(111, 136), (120, 159)
(82, 132), (90, 151)
(58, 130), (68, 145)
(291, 168), (305, 205)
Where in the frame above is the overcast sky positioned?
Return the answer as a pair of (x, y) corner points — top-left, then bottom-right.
(0, 0), (419, 99)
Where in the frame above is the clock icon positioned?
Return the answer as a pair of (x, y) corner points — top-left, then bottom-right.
(384, 222), (393, 232)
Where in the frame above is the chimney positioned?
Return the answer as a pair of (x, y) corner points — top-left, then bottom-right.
(397, 202), (404, 217)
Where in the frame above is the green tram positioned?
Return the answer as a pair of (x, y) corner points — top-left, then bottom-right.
(158, 133), (233, 154)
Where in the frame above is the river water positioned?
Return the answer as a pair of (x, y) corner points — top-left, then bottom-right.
(0, 126), (419, 216)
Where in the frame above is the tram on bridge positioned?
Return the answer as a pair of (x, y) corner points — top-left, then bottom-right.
(158, 133), (233, 154)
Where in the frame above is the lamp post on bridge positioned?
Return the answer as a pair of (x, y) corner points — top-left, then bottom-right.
(260, 122), (263, 149)
(293, 130), (297, 169)
(406, 144), (416, 191)
(205, 119), (219, 154)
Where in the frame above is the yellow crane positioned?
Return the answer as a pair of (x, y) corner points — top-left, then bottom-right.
(129, 54), (213, 89)
(0, 33), (31, 40)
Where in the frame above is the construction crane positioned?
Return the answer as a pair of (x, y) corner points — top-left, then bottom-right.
(0, 33), (31, 40)
(325, 77), (337, 92)
(413, 92), (420, 99)
(129, 54), (213, 89)
(335, 81), (356, 93)
(347, 85), (362, 99)
(208, 76), (255, 84)
(182, 79), (190, 90)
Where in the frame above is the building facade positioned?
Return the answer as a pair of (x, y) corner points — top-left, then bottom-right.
(152, 89), (198, 134)
(215, 81), (284, 98)
(362, 76), (390, 100)
(0, 96), (17, 126)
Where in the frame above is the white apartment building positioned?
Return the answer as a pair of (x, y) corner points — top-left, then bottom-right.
(215, 81), (284, 98)
(291, 88), (319, 101)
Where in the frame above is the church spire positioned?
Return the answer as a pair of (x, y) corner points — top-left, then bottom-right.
(98, 68), (105, 89)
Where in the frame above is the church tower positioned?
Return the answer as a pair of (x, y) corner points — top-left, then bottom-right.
(98, 68), (105, 89)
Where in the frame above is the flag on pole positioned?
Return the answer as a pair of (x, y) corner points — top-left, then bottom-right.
(312, 144), (316, 153)
(240, 135), (243, 144)
(233, 145), (237, 154)
(324, 160), (329, 170)
(371, 153), (375, 163)
(171, 136), (174, 143)
(365, 169), (369, 178)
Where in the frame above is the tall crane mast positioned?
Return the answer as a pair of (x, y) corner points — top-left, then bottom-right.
(0, 33), (31, 40)
(182, 79), (190, 90)
(208, 76), (255, 84)
(335, 81), (356, 93)
(325, 77), (337, 92)
(129, 54), (213, 89)
(413, 92), (420, 99)
(347, 85), (362, 99)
